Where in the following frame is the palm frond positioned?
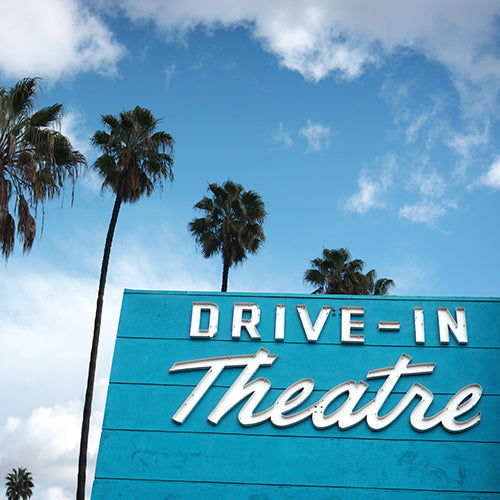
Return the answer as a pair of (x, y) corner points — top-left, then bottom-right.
(29, 104), (62, 127)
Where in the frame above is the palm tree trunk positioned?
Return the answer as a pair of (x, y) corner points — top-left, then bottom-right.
(76, 194), (122, 500)
(221, 256), (229, 292)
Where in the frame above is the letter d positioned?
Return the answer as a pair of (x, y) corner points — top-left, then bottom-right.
(190, 302), (219, 338)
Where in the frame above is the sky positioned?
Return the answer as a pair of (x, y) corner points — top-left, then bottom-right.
(0, 0), (499, 498)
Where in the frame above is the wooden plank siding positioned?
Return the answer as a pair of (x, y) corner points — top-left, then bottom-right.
(92, 291), (500, 499)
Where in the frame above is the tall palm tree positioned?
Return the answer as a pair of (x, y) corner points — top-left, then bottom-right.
(304, 247), (394, 295)
(76, 106), (174, 500)
(0, 77), (85, 259)
(5, 467), (34, 500)
(189, 180), (266, 292)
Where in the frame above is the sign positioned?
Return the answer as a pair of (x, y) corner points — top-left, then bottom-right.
(92, 291), (500, 498)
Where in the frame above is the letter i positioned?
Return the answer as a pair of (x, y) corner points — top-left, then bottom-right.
(414, 307), (425, 344)
(275, 304), (285, 341)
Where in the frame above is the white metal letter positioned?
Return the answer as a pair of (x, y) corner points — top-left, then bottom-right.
(312, 381), (370, 429)
(296, 304), (332, 342)
(232, 303), (261, 339)
(341, 306), (364, 343)
(170, 348), (277, 424)
(365, 353), (435, 430)
(208, 348), (277, 425)
(270, 378), (315, 427)
(275, 304), (285, 341)
(440, 384), (482, 432)
(414, 307), (425, 344)
(438, 307), (467, 344)
(190, 302), (219, 338)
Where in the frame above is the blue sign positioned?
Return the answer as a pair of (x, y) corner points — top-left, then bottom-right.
(92, 291), (500, 498)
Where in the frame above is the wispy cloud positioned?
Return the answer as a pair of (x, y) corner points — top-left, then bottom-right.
(273, 123), (293, 148)
(345, 155), (396, 214)
(299, 120), (331, 152)
(0, 0), (125, 81)
(164, 62), (176, 90)
(447, 126), (490, 176)
(398, 199), (458, 225)
(398, 160), (456, 225)
(407, 164), (447, 199)
(398, 201), (446, 224)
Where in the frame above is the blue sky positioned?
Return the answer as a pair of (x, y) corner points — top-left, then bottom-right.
(0, 1), (499, 498)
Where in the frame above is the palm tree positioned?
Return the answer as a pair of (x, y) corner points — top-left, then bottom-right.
(189, 180), (266, 292)
(5, 467), (34, 500)
(304, 247), (394, 295)
(0, 77), (85, 259)
(76, 106), (174, 500)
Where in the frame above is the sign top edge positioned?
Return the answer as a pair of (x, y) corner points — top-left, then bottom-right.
(122, 289), (500, 302)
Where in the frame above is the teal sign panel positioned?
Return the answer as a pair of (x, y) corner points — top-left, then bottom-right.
(92, 291), (500, 498)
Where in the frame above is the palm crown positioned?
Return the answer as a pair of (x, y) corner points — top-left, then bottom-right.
(92, 106), (174, 202)
(5, 467), (34, 500)
(189, 180), (266, 292)
(0, 77), (85, 258)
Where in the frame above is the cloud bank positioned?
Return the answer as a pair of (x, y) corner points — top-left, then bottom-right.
(2, 1), (498, 115)
(0, 387), (105, 500)
(113, 0), (500, 111)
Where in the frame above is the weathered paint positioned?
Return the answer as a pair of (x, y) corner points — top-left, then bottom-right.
(92, 291), (500, 498)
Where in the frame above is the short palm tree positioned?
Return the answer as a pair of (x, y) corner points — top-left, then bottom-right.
(5, 467), (34, 500)
(76, 106), (174, 500)
(189, 180), (266, 292)
(0, 77), (85, 259)
(304, 247), (394, 295)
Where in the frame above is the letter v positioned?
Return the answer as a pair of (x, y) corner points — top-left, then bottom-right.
(296, 305), (332, 342)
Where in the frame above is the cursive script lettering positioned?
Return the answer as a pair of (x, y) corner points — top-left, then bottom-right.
(170, 348), (481, 433)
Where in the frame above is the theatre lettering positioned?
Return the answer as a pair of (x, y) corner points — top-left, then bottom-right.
(170, 302), (480, 433)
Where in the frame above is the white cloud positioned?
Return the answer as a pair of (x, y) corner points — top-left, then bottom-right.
(273, 123), (293, 148)
(0, 0), (125, 81)
(0, 264), (121, 418)
(299, 120), (331, 152)
(37, 487), (72, 500)
(0, 386), (106, 500)
(113, 0), (500, 111)
(479, 158), (500, 189)
(345, 176), (383, 214)
(345, 155), (396, 213)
